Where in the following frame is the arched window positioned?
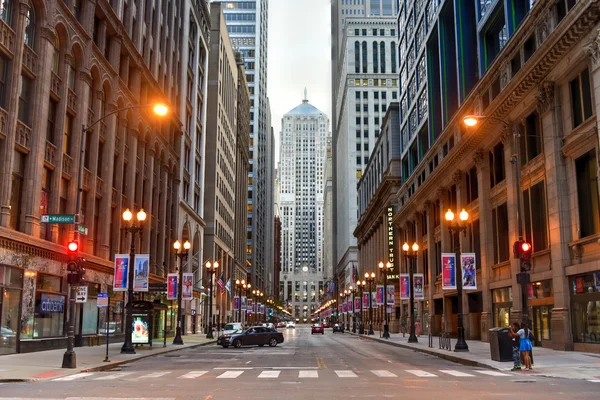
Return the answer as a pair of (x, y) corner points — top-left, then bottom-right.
(24, 7), (35, 48)
(362, 41), (367, 73)
(0, 0), (12, 26)
(354, 41), (360, 73)
(372, 42), (378, 73)
(380, 42), (386, 73)
(51, 33), (59, 73)
(391, 42), (397, 73)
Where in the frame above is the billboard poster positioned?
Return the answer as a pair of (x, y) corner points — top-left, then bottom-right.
(354, 296), (361, 312)
(372, 291), (377, 307)
(167, 273), (178, 300)
(133, 254), (149, 292)
(400, 273), (410, 299)
(233, 296), (239, 309)
(386, 285), (395, 305)
(363, 292), (370, 309)
(376, 285), (384, 305)
(113, 254), (129, 291)
(182, 273), (193, 300)
(461, 253), (477, 290)
(247, 298), (253, 314)
(241, 296), (247, 310)
(413, 273), (425, 300)
(132, 314), (150, 344)
(442, 253), (457, 290)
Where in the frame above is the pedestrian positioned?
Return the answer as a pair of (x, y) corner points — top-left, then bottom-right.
(517, 323), (533, 370)
(508, 322), (521, 371)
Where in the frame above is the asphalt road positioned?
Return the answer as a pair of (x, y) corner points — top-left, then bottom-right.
(0, 326), (598, 400)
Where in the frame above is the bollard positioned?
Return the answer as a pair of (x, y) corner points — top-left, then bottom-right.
(428, 333), (433, 348)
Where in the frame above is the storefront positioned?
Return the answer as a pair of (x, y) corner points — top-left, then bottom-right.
(492, 287), (512, 328)
(0, 265), (22, 355)
(527, 280), (553, 346)
(570, 272), (600, 346)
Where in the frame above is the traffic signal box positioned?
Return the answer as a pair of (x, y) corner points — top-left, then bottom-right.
(513, 240), (532, 273)
(67, 240), (85, 284)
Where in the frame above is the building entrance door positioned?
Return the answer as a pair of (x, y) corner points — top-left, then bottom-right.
(530, 305), (552, 346)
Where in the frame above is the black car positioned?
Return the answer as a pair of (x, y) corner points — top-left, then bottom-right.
(332, 323), (344, 333)
(228, 326), (284, 348)
(217, 329), (243, 347)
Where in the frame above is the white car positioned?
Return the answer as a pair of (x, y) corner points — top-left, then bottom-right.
(286, 321), (296, 329)
(222, 322), (243, 335)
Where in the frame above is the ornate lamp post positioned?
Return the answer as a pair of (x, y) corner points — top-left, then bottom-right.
(349, 286), (357, 333)
(364, 272), (375, 335)
(205, 260), (219, 339)
(120, 208), (147, 354)
(378, 261), (392, 339)
(235, 279), (245, 322)
(172, 239), (191, 345)
(402, 242), (419, 343)
(445, 208), (470, 352)
(356, 280), (365, 334)
(244, 283), (251, 326)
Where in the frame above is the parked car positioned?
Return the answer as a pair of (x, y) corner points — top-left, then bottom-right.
(311, 324), (324, 335)
(1, 327), (16, 343)
(286, 321), (296, 329)
(228, 326), (284, 348)
(218, 328), (243, 347)
(332, 323), (344, 333)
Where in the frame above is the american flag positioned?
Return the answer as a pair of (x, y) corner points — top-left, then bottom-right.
(217, 274), (225, 294)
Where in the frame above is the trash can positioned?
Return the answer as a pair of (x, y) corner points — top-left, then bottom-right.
(489, 327), (513, 362)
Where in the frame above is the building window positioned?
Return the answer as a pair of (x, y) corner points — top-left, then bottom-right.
(465, 167), (478, 204)
(482, 5), (507, 71)
(372, 41), (378, 73)
(519, 111), (542, 165)
(46, 99), (57, 143)
(0, 0), (12, 26)
(362, 41), (367, 73)
(354, 41), (360, 73)
(51, 34), (60, 73)
(32, 273), (65, 338)
(18, 74), (32, 125)
(491, 203), (509, 264)
(380, 41), (386, 73)
(575, 150), (600, 238)
(63, 114), (73, 155)
(569, 67), (593, 129)
(9, 151), (25, 231)
(40, 166), (51, 239)
(23, 7), (35, 48)
(489, 142), (505, 188)
(523, 180), (548, 252)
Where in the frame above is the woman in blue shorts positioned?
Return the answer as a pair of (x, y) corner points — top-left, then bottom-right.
(517, 323), (533, 370)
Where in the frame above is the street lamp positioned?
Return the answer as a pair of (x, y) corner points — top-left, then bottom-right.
(244, 283), (251, 326)
(172, 239), (191, 345)
(205, 260), (219, 339)
(235, 279), (245, 323)
(119, 208), (147, 354)
(445, 208), (470, 352)
(356, 280), (365, 334)
(464, 115), (529, 330)
(402, 242), (419, 343)
(349, 286), (357, 333)
(364, 272), (376, 335)
(378, 261), (392, 339)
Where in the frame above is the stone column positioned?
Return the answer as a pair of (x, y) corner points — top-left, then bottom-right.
(125, 129), (138, 208)
(108, 35), (122, 73)
(0, 1), (29, 227)
(156, 165), (169, 267)
(438, 187), (451, 334)
(110, 117), (127, 255)
(424, 201), (436, 335)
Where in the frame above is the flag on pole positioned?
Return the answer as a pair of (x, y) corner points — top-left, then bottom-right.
(217, 274), (225, 294)
(225, 278), (232, 294)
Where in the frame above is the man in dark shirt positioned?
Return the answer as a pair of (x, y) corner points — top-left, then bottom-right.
(509, 322), (521, 371)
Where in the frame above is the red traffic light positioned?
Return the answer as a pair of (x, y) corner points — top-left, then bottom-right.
(521, 242), (531, 252)
(67, 241), (78, 252)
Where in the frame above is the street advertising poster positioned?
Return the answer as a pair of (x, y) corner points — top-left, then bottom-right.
(182, 273), (193, 300)
(233, 296), (239, 310)
(167, 273), (178, 300)
(97, 292), (109, 308)
(132, 314), (150, 344)
(363, 292), (370, 309)
(376, 285), (384, 305)
(247, 298), (253, 314)
(372, 291), (377, 307)
(113, 254), (130, 291)
(241, 296), (247, 311)
(354, 296), (361, 313)
(413, 273), (425, 300)
(133, 254), (149, 292)
(400, 274), (410, 300)
(386, 285), (395, 305)
(347, 298), (353, 313)
(442, 253), (457, 290)
(461, 253), (477, 290)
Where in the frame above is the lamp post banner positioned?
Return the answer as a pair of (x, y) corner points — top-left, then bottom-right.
(113, 254), (130, 291)
(241, 296), (247, 310)
(247, 298), (253, 314)
(371, 291), (377, 307)
(386, 285), (395, 305)
(376, 285), (384, 305)
(182, 273), (193, 300)
(347, 298), (353, 313)
(354, 296), (361, 312)
(461, 253), (477, 290)
(167, 273), (178, 300)
(133, 254), (149, 292)
(400, 274), (410, 300)
(363, 292), (370, 308)
(414, 273), (425, 299)
(442, 253), (457, 290)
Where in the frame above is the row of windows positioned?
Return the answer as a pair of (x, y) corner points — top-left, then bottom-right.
(227, 25), (256, 34)
(353, 41), (397, 74)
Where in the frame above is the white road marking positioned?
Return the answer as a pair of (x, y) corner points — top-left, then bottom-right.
(405, 370), (437, 377)
(476, 370), (511, 377)
(588, 379), (600, 383)
(178, 371), (208, 379)
(258, 370), (281, 378)
(439, 370), (475, 377)
(335, 370), (358, 378)
(217, 370), (245, 379)
(213, 367), (254, 370)
(53, 373), (95, 381)
(298, 370), (318, 378)
(246, 361), (252, 364)
(138, 371), (171, 379)
(371, 370), (398, 378)
(94, 372), (133, 380)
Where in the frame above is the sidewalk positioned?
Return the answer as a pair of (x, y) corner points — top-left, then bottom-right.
(349, 330), (600, 381)
(0, 334), (216, 383)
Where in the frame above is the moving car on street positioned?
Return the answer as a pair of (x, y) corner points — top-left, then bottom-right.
(217, 322), (244, 347)
(332, 323), (344, 333)
(311, 324), (324, 335)
(286, 321), (296, 329)
(322, 322), (330, 328)
(228, 326), (284, 348)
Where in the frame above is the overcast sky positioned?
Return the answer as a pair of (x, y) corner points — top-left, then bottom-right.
(267, 0), (332, 165)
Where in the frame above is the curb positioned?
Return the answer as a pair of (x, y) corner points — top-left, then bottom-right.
(348, 332), (499, 371)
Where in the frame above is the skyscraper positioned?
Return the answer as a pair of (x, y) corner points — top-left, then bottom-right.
(279, 93), (329, 321)
(212, 0), (273, 296)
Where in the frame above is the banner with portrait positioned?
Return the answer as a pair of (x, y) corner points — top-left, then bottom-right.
(233, 296), (239, 310)
(347, 298), (353, 313)
(442, 253), (457, 290)
(400, 274), (410, 300)
(354, 296), (361, 312)
(167, 273), (178, 300)
(133, 254), (149, 292)
(386, 285), (395, 305)
(182, 273), (193, 300)
(113, 254), (129, 291)
(241, 296), (247, 311)
(372, 291), (377, 307)
(363, 292), (370, 309)
(413, 273), (425, 300)
(376, 285), (384, 305)
(461, 253), (477, 290)
(247, 298), (253, 314)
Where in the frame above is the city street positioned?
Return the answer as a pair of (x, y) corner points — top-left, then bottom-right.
(0, 326), (598, 400)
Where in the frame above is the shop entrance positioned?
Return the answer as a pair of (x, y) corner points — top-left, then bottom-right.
(0, 265), (22, 355)
(530, 305), (551, 346)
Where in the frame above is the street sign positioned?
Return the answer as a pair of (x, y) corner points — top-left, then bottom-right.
(77, 225), (89, 236)
(41, 214), (75, 224)
(97, 292), (109, 308)
(75, 286), (88, 303)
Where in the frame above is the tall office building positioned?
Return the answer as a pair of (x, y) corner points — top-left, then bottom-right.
(279, 93), (329, 321)
(212, 0), (273, 295)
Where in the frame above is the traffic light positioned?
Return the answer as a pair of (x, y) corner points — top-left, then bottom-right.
(67, 240), (79, 254)
(519, 241), (532, 272)
(66, 240), (84, 283)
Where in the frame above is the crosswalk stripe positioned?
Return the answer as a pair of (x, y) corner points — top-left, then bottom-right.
(299, 370), (318, 378)
(178, 371), (209, 379)
(588, 379), (600, 383)
(94, 372), (133, 380)
(335, 370), (358, 378)
(439, 370), (475, 377)
(258, 370), (281, 378)
(405, 370), (437, 377)
(217, 370), (245, 379)
(138, 371), (171, 379)
(371, 370), (398, 378)
(53, 373), (95, 381)
(476, 370), (511, 377)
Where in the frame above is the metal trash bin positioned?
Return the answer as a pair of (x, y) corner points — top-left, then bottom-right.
(489, 327), (513, 362)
